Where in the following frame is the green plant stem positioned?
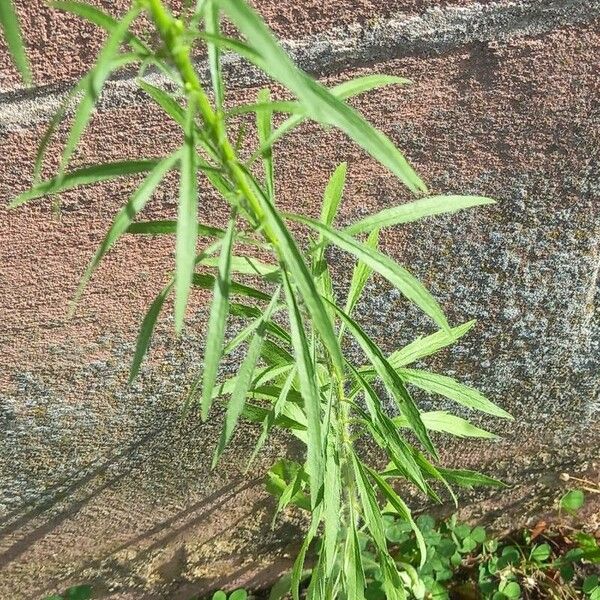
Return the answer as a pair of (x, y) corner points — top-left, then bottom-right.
(145, 0), (278, 246)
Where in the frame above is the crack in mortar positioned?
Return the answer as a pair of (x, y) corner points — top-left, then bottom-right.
(0, 0), (599, 132)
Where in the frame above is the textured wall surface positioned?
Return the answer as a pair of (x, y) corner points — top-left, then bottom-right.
(1, 1), (599, 598)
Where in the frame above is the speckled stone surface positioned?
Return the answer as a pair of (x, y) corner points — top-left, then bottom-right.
(0, 1), (599, 598)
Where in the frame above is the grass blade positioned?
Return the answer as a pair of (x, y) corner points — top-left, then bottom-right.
(216, 0), (426, 193)
(9, 160), (160, 208)
(73, 152), (180, 309)
(175, 98), (200, 332)
(0, 0), (32, 85)
(397, 369), (513, 419)
(323, 435), (341, 578)
(282, 269), (324, 508)
(290, 214), (449, 331)
(129, 282), (173, 382)
(193, 273), (271, 301)
(200, 212), (237, 419)
(345, 195), (496, 235)
(213, 290), (280, 466)
(127, 220), (222, 237)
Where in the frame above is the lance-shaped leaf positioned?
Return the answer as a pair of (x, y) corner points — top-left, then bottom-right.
(394, 410), (498, 439)
(397, 369), (512, 419)
(193, 273), (271, 301)
(323, 435), (341, 578)
(344, 505), (366, 600)
(367, 466), (427, 568)
(129, 282), (173, 382)
(213, 290), (280, 466)
(73, 153), (180, 308)
(204, 0), (225, 110)
(351, 367), (435, 497)
(58, 6), (140, 174)
(291, 506), (322, 600)
(282, 269), (324, 508)
(343, 228), (379, 319)
(9, 160), (160, 208)
(344, 195), (496, 235)
(0, 0), (32, 85)
(288, 214), (449, 331)
(256, 88), (275, 200)
(437, 468), (506, 489)
(201, 214), (237, 419)
(246, 175), (344, 376)
(175, 98), (200, 332)
(328, 301), (437, 458)
(216, 0), (426, 193)
(387, 320), (476, 368)
(249, 74), (411, 165)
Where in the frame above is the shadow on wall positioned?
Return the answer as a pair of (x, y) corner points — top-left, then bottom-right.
(0, 414), (300, 598)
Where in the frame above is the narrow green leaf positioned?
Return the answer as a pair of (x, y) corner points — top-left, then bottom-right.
(393, 410), (498, 439)
(345, 195), (496, 235)
(291, 509), (321, 600)
(213, 290), (280, 466)
(256, 89), (275, 199)
(344, 507), (366, 600)
(0, 0), (32, 85)
(129, 282), (173, 382)
(216, 0), (426, 193)
(127, 220), (222, 237)
(323, 435), (341, 578)
(249, 74), (411, 165)
(59, 6), (140, 174)
(201, 213), (237, 419)
(73, 153), (180, 309)
(328, 301), (437, 458)
(387, 320), (476, 368)
(9, 160), (160, 208)
(367, 466), (427, 568)
(351, 367), (435, 497)
(202, 255), (279, 277)
(204, 0), (225, 109)
(246, 176), (344, 376)
(437, 468), (507, 488)
(282, 270), (324, 507)
(343, 228), (379, 318)
(351, 454), (387, 552)
(138, 79), (185, 125)
(174, 98), (200, 332)
(289, 214), (449, 331)
(397, 369), (513, 419)
(193, 273), (271, 301)
(320, 162), (347, 228)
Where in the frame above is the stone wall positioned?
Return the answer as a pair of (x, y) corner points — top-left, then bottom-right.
(1, 1), (599, 598)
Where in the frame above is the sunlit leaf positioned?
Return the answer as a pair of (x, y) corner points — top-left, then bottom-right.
(0, 0), (32, 85)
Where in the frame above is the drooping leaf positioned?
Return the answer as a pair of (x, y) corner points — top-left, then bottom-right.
(367, 466), (427, 568)
(328, 301), (437, 458)
(344, 195), (496, 235)
(58, 6), (141, 173)
(212, 290), (280, 465)
(200, 212), (237, 419)
(0, 0), (32, 85)
(193, 273), (271, 301)
(73, 153), (180, 309)
(282, 269), (324, 507)
(436, 468), (506, 489)
(216, 0), (426, 193)
(204, 0), (225, 109)
(10, 160), (160, 208)
(289, 214), (449, 331)
(397, 368), (512, 419)
(174, 97), (200, 332)
(129, 282), (173, 382)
